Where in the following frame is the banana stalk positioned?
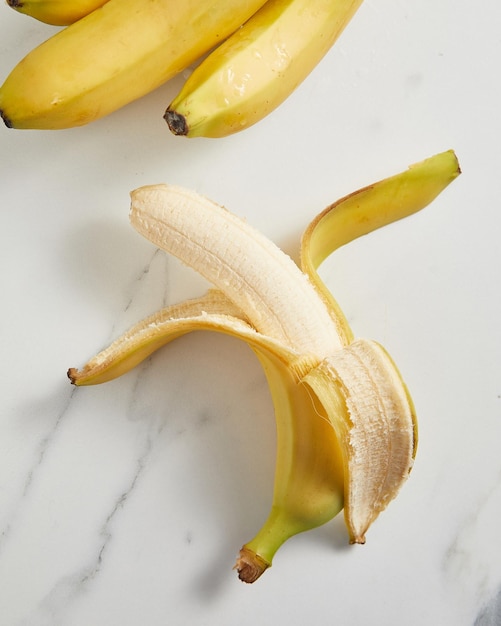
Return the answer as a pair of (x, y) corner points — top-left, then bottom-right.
(7, 0), (109, 26)
(165, 0), (364, 138)
(69, 151), (460, 581)
(0, 0), (268, 129)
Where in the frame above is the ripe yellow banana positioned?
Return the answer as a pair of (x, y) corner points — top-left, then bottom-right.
(7, 0), (109, 26)
(68, 150), (461, 582)
(0, 0), (268, 130)
(164, 0), (364, 138)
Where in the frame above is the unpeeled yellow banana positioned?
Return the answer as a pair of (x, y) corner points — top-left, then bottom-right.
(0, 0), (268, 129)
(68, 150), (461, 581)
(164, 0), (364, 138)
(1, 0), (363, 133)
(7, 0), (109, 26)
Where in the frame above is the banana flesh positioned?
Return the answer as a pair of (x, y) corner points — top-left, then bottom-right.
(164, 0), (364, 138)
(0, 0), (268, 129)
(69, 150), (461, 582)
(130, 184), (345, 357)
(303, 340), (417, 544)
(7, 0), (109, 26)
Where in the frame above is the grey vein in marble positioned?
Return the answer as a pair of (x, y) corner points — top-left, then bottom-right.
(23, 367), (166, 626)
(474, 587), (501, 626)
(1, 250), (168, 560)
(443, 465), (501, 621)
(0, 387), (76, 558)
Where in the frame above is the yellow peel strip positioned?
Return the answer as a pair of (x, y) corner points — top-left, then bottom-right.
(300, 149), (461, 343)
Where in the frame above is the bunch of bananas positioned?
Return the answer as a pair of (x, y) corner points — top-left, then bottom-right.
(68, 150), (461, 582)
(0, 0), (363, 135)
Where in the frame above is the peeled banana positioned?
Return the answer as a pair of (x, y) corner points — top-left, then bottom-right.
(68, 150), (461, 582)
(7, 0), (109, 26)
(165, 0), (364, 138)
(0, 0), (268, 129)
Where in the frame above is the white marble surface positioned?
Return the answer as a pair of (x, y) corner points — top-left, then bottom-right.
(1, 1), (501, 624)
